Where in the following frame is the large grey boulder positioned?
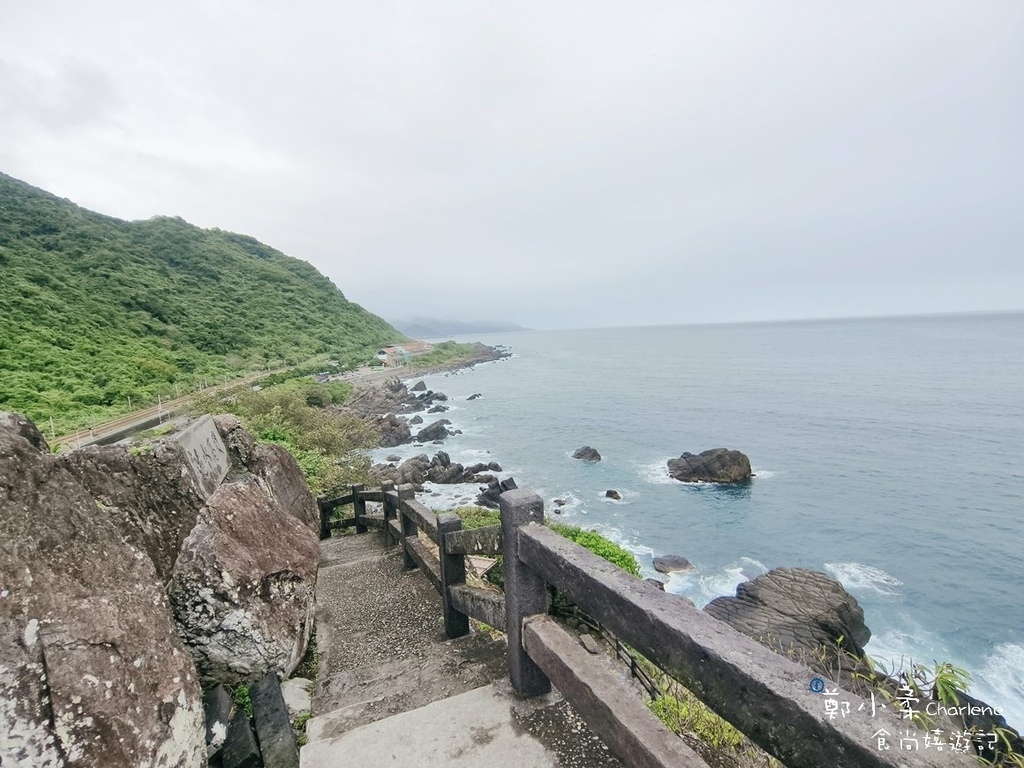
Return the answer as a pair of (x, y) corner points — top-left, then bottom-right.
(704, 567), (870, 658)
(572, 446), (601, 461)
(213, 414), (319, 535)
(415, 419), (451, 443)
(58, 430), (217, 583)
(169, 475), (319, 685)
(668, 448), (752, 483)
(653, 554), (694, 574)
(374, 413), (412, 448)
(0, 413), (206, 768)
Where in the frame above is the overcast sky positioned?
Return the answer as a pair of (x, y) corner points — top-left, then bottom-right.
(2, 2), (1021, 330)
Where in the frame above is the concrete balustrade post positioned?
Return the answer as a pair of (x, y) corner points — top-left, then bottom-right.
(398, 483), (417, 569)
(499, 488), (551, 697)
(381, 481), (396, 544)
(438, 512), (470, 639)
(351, 484), (366, 534)
(317, 495), (331, 540)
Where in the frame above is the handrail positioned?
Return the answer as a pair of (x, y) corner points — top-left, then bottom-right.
(314, 482), (974, 768)
(497, 488), (975, 768)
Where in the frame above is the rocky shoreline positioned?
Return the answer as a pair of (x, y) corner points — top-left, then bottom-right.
(344, 369), (1022, 761)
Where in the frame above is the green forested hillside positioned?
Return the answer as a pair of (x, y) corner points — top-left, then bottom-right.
(0, 172), (404, 433)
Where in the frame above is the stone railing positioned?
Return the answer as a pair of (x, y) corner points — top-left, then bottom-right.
(318, 485), (975, 768)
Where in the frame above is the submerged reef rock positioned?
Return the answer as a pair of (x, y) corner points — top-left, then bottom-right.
(704, 567), (870, 658)
(572, 446), (602, 461)
(667, 448), (752, 483)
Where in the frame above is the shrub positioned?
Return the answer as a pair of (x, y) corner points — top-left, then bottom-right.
(546, 523), (641, 576)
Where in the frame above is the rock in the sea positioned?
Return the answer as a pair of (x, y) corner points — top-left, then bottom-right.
(653, 554), (694, 574)
(374, 413), (412, 448)
(572, 446), (601, 461)
(553, 498), (568, 507)
(477, 477), (519, 509)
(415, 418), (452, 442)
(409, 414), (424, 425)
(605, 489), (622, 500)
(667, 448), (751, 483)
(704, 567), (870, 658)
(427, 404), (448, 413)
(0, 413), (207, 767)
(410, 380), (427, 392)
(644, 578), (667, 591)
(467, 393), (483, 400)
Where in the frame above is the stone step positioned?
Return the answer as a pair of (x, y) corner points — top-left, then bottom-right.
(300, 682), (622, 768)
(307, 632), (506, 743)
(318, 530), (391, 568)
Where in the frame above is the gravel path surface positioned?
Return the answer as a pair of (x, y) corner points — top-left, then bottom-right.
(309, 531), (623, 766)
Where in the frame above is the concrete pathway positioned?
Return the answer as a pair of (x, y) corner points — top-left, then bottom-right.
(302, 531), (623, 768)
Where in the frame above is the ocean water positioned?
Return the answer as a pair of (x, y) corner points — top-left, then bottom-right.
(371, 312), (1024, 729)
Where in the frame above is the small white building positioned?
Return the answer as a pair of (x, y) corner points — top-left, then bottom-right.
(377, 342), (432, 367)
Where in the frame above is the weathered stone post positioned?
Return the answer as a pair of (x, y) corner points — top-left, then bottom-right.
(381, 481), (396, 544)
(317, 494), (331, 540)
(437, 511), (470, 639)
(398, 483), (417, 569)
(499, 488), (551, 697)
(351, 484), (366, 534)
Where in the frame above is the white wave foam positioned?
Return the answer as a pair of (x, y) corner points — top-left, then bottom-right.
(548, 491), (583, 516)
(863, 625), (955, 682)
(599, 488), (639, 505)
(751, 467), (775, 479)
(864, 632), (1024, 730)
(415, 482), (488, 511)
(697, 565), (750, 604)
(824, 562), (903, 596)
(976, 643), (1024, 732)
(637, 460), (676, 485)
(738, 556), (768, 580)
(458, 448), (496, 460)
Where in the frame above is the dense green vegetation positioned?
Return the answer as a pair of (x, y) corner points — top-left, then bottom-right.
(190, 380), (378, 495)
(0, 172), (404, 433)
(407, 341), (486, 369)
(466, 516), (641, 592)
(546, 523), (641, 576)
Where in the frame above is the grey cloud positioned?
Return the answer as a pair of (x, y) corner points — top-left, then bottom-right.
(0, 1), (1021, 329)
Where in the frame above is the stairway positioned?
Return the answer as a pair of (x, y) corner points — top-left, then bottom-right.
(300, 532), (623, 768)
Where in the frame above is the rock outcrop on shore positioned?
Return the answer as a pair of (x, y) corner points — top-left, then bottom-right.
(704, 567), (870, 658)
(415, 418), (453, 443)
(0, 412), (319, 768)
(371, 451), (502, 490)
(668, 448), (752, 483)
